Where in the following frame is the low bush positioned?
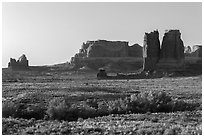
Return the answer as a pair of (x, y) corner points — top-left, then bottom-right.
(2, 100), (46, 119)
(2, 101), (18, 118)
(128, 91), (201, 113)
(129, 91), (173, 113)
(18, 104), (47, 119)
(171, 100), (201, 112)
(106, 98), (128, 114)
(46, 91), (201, 121)
(46, 98), (97, 121)
(4, 91), (201, 121)
(69, 102), (97, 119)
(86, 98), (98, 109)
(46, 98), (70, 120)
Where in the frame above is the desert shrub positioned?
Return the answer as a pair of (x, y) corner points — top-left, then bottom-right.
(47, 98), (97, 121)
(2, 100), (46, 119)
(128, 91), (200, 113)
(46, 98), (70, 120)
(106, 98), (128, 114)
(129, 91), (173, 113)
(13, 92), (47, 105)
(44, 92), (201, 121)
(96, 98), (128, 116)
(97, 101), (110, 116)
(17, 104), (46, 119)
(171, 100), (201, 112)
(2, 101), (18, 118)
(12, 92), (48, 119)
(69, 102), (97, 119)
(85, 98), (99, 109)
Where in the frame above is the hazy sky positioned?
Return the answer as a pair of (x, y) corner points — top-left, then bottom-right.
(2, 2), (202, 67)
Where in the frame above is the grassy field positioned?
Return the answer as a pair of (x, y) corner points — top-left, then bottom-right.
(2, 68), (202, 135)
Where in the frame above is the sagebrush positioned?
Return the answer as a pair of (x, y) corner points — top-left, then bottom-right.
(2, 91), (201, 121)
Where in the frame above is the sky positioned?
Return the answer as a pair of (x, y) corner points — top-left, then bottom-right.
(2, 2), (202, 67)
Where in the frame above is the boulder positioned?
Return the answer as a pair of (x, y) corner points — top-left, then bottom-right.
(143, 30), (160, 71)
(156, 30), (184, 70)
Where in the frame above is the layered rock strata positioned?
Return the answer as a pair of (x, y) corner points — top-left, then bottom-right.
(71, 40), (143, 70)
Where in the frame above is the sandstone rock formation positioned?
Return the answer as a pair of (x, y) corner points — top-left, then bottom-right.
(72, 40), (142, 59)
(143, 30), (160, 71)
(71, 29), (188, 72)
(185, 45), (202, 57)
(8, 54), (29, 70)
(184, 45), (202, 66)
(156, 30), (184, 70)
(71, 40), (143, 70)
(87, 40), (129, 57)
(184, 46), (192, 54)
(128, 44), (143, 57)
(191, 45), (202, 57)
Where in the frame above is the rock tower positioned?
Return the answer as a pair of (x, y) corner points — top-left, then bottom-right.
(143, 30), (160, 71)
(143, 29), (185, 71)
(156, 30), (184, 70)
(8, 54), (29, 70)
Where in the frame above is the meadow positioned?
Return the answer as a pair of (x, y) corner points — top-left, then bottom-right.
(2, 67), (202, 135)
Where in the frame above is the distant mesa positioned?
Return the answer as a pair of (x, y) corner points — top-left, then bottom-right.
(73, 40), (142, 58)
(8, 54), (29, 70)
(71, 40), (143, 71)
(71, 29), (202, 73)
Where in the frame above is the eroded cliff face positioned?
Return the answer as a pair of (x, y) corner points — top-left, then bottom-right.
(8, 54), (29, 70)
(143, 30), (160, 71)
(73, 40), (142, 59)
(128, 44), (143, 57)
(71, 29), (199, 72)
(71, 40), (143, 70)
(160, 30), (184, 59)
(143, 30), (186, 71)
(156, 30), (185, 70)
(87, 40), (129, 57)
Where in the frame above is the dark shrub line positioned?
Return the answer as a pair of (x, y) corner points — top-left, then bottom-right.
(2, 91), (200, 121)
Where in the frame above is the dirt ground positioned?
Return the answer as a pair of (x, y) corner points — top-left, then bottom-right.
(2, 68), (202, 135)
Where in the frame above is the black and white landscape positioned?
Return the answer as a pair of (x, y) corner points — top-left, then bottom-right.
(2, 2), (202, 135)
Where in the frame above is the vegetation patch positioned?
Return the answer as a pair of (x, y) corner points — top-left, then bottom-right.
(2, 69), (201, 135)
(29, 91), (202, 121)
